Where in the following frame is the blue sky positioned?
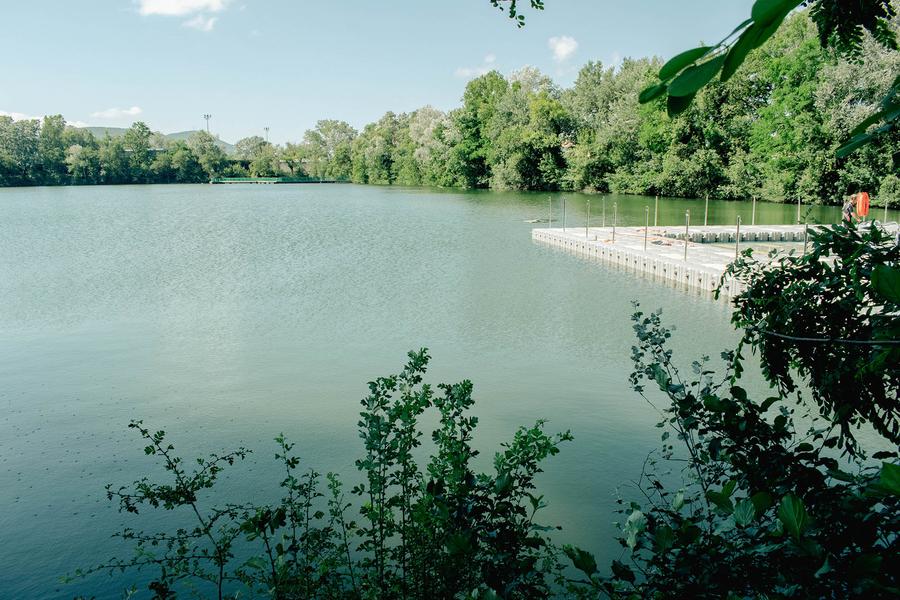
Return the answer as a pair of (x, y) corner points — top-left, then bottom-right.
(0, 0), (754, 144)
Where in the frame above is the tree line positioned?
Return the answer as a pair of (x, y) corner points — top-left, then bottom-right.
(2, 10), (897, 205)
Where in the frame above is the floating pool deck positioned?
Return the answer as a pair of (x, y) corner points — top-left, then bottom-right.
(531, 225), (814, 296)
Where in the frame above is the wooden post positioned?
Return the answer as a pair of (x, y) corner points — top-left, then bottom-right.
(752, 197), (757, 226)
(704, 193), (709, 226)
(797, 197), (801, 224)
(612, 202), (618, 242)
(644, 206), (649, 252)
(586, 198), (591, 239)
(684, 210), (690, 261)
(803, 223), (809, 254)
(735, 215), (741, 260)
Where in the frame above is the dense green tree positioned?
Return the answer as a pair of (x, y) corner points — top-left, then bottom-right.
(351, 113), (400, 185)
(0, 116), (40, 186)
(98, 136), (131, 184)
(187, 131), (228, 179)
(452, 71), (509, 187)
(65, 144), (101, 184)
(123, 122), (154, 183)
(281, 142), (306, 176)
(302, 119), (357, 180)
(152, 140), (205, 183)
(234, 135), (269, 161)
(37, 115), (69, 184)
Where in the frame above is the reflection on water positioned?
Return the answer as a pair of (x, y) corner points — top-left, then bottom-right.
(1, 185), (888, 598)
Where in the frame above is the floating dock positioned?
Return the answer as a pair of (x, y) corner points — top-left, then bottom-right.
(210, 176), (338, 184)
(532, 225), (813, 296)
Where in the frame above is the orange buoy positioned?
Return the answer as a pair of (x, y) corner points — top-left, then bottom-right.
(857, 192), (870, 217)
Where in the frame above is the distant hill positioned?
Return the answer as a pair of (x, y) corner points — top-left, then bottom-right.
(74, 126), (235, 155)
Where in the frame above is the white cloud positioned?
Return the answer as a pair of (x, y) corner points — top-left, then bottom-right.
(455, 53), (498, 79)
(548, 35), (578, 62)
(1, 111), (90, 128)
(138, 0), (227, 31)
(183, 14), (217, 30)
(91, 106), (143, 120)
(454, 66), (490, 78)
(0, 110), (40, 121)
(138, 0), (227, 16)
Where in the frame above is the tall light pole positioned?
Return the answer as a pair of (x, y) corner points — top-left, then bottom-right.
(264, 126), (270, 142)
(202, 114), (211, 134)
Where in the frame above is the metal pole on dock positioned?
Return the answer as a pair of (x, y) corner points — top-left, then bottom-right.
(548, 197), (552, 229)
(796, 197), (801, 224)
(752, 197), (757, 226)
(612, 202), (618, 242)
(684, 210), (690, 261)
(644, 206), (649, 252)
(704, 194), (709, 226)
(563, 197), (567, 231)
(654, 195), (658, 227)
(735, 215), (741, 260)
(586, 198), (591, 239)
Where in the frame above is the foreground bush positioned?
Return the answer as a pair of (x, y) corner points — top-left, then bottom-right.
(71, 350), (571, 599)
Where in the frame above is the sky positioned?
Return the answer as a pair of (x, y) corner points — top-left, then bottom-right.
(0, 0), (755, 144)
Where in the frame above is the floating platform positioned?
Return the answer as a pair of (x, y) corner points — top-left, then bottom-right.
(210, 176), (339, 184)
(532, 225), (812, 296)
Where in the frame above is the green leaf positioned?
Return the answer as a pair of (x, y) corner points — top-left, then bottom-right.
(611, 560), (636, 583)
(563, 545), (598, 576)
(751, 0), (802, 26)
(639, 83), (668, 104)
(653, 525), (675, 552)
(707, 490), (734, 514)
(722, 24), (761, 81)
(815, 557), (832, 578)
(650, 363), (670, 391)
(777, 493), (808, 540)
(494, 472), (513, 494)
(243, 556), (267, 571)
(750, 491), (773, 515)
(733, 499), (756, 526)
(878, 462), (900, 495)
(668, 55), (726, 97)
(659, 46), (712, 80)
(667, 92), (696, 117)
(872, 265), (900, 304)
(445, 532), (472, 555)
(836, 132), (874, 158)
(624, 510), (647, 549)
(848, 102), (900, 138)
(760, 397), (779, 412)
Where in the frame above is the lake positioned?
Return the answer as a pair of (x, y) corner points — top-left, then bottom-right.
(0, 184), (887, 598)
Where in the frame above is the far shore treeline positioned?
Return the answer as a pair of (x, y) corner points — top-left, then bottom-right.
(2, 12), (898, 205)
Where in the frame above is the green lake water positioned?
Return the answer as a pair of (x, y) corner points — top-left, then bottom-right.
(0, 184), (892, 598)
